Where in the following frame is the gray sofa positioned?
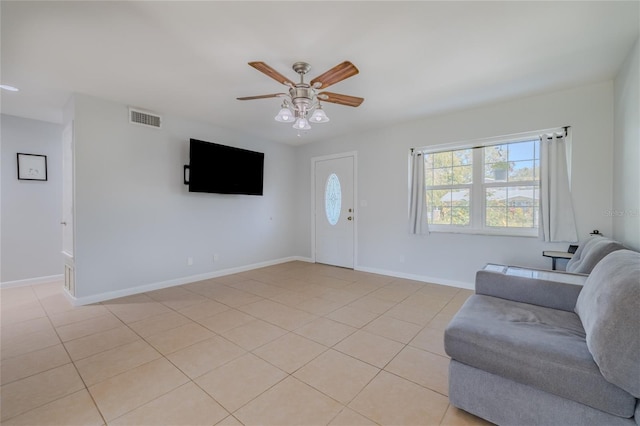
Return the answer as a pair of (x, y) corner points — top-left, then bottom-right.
(445, 249), (640, 425)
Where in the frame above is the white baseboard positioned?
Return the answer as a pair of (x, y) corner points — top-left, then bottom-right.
(66, 256), (313, 306)
(13, 257), (468, 305)
(355, 265), (474, 290)
(1, 274), (64, 289)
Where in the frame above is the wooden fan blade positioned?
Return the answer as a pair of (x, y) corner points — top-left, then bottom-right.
(318, 92), (364, 107)
(237, 93), (286, 101)
(311, 61), (359, 89)
(248, 62), (295, 86)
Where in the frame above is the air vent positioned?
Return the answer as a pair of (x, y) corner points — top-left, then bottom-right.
(129, 108), (162, 128)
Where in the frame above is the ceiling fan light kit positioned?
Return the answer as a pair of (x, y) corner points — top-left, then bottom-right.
(238, 60), (364, 133)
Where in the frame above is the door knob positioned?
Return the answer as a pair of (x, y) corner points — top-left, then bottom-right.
(60, 221), (67, 225)
(347, 216), (352, 221)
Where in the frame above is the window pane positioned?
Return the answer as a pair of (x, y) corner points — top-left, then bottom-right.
(425, 169), (433, 186)
(425, 149), (473, 188)
(484, 144), (508, 165)
(485, 145), (507, 182)
(425, 153), (434, 169)
(507, 207), (535, 228)
(427, 188), (470, 226)
(507, 186), (537, 208)
(486, 206), (507, 227)
(433, 167), (451, 186)
(432, 151), (452, 168)
(451, 206), (470, 225)
(485, 140), (540, 184)
(486, 163), (509, 182)
(454, 149), (473, 165)
(325, 173), (341, 226)
(485, 187), (506, 206)
(508, 140), (536, 162)
(426, 189), (447, 225)
(444, 189), (470, 226)
(486, 186), (539, 228)
(452, 165), (473, 184)
(509, 160), (534, 181)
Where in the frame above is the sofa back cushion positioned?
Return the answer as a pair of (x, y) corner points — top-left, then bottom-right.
(566, 237), (624, 274)
(575, 250), (640, 397)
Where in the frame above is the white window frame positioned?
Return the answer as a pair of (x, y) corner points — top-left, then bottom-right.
(416, 128), (564, 237)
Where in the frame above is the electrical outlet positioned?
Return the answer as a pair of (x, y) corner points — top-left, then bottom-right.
(213, 254), (220, 262)
(187, 257), (193, 266)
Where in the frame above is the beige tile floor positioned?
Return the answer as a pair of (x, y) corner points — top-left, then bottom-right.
(0, 261), (493, 426)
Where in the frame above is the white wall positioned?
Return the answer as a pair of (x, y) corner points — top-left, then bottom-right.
(71, 94), (298, 300)
(1, 114), (63, 283)
(613, 39), (640, 251)
(294, 82), (615, 287)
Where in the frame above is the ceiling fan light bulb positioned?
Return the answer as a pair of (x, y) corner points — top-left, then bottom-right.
(275, 107), (295, 123)
(293, 117), (311, 130)
(310, 108), (329, 123)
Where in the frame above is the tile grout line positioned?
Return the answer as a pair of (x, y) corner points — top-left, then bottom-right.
(96, 284), (294, 424)
(96, 300), (232, 424)
(2, 282), (111, 426)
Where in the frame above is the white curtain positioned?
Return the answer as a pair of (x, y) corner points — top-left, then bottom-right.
(408, 151), (428, 235)
(540, 133), (578, 242)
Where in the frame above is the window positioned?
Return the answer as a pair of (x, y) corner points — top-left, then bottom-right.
(423, 138), (541, 236)
(325, 173), (342, 226)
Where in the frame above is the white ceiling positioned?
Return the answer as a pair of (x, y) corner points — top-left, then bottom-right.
(1, 1), (638, 145)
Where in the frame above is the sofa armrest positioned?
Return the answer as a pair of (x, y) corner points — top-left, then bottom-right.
(475, 270), (584, 312)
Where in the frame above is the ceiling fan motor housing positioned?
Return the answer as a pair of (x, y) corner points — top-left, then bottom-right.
(289, 62), (314, 113)
(290, 86), (314, 112)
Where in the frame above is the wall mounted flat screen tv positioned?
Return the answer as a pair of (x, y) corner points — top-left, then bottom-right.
(185, 139), (264, 196)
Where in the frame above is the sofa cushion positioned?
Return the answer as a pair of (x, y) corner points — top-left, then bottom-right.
(566, 237), (624, 274)
(575, 250), (640, 398)
(445, 294), (636, 417)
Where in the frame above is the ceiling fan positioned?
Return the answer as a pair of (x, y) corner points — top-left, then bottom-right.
(237, 61), (364, 131)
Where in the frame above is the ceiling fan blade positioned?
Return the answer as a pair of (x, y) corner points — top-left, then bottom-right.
(311, 61), (359, 89)
(318, 92), (364, 107)
(236, 93), (286, 101)
(248, 62), (295, 86)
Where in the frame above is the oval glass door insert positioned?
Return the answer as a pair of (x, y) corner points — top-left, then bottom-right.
(325, 173), (342, 226)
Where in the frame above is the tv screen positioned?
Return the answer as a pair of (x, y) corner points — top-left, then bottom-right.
(186, 139), (264, 195)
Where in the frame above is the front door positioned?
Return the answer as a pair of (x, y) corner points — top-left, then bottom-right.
(314, 154), (355, 268)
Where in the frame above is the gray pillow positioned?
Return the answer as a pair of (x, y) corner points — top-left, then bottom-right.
(567, 238), (624, 274)
(575, 250), (640, 397)
(566, 237), (598, 271)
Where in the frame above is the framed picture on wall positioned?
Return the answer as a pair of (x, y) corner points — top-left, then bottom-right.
(17, 153), (48, 181)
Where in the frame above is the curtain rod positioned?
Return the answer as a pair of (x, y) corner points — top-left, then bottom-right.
(410, 126), (571, 153)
